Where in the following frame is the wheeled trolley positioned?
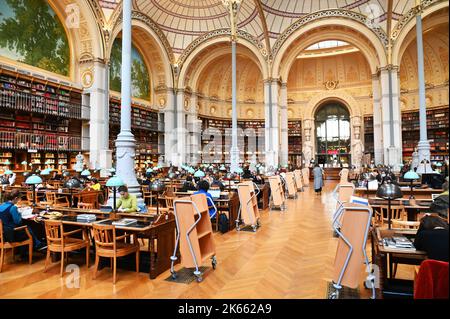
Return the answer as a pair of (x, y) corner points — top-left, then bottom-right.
(268, 175), (286, 211)
(285, 172), (298, 199)
(301, 168), (310, 187)
(170, 193), (218, 282)
(236, 181), (261, 232)
(329, 205), (376, 299)
(293, 169), (304, 192)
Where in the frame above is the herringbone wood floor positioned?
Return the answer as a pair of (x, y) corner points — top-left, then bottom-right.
(0, 181), (414, 299)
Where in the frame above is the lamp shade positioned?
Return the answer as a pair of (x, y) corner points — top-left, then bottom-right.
(106, 176), (124, 187)
(40, 169), (51, 176)
(188, 167), (195, 174)
(219, 164), (227, 171)
(436, 162), (443, 167)
(376, 182), (403, 200)
(150, 179), (165, 192)
(25, 175), (43, 185)
(236, 167), (244, 174)
(146, 167), (153, 173)
(64, 178), (81, 189)
(21, 161), (28, 165)
(62, 171), (70, 177)
(109, 168), (116, 173)
(194, 170), (205, 178)
(168, 172), (176, 179)
(4, 170), (13, 175)
(404, 171), (420, 180)
(81, 169), (91, 177)
(4, 159), (11, 165)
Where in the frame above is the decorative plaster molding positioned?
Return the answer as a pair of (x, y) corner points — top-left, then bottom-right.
(271, 9), (389, 59)
(391, 0), (443, 41)
(177, 28), (268, 69)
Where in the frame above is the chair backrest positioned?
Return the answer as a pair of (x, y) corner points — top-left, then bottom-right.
(26, 191), (34, 203)
(414, 259), (449, 299)
(165, 196), (175, 209)
(376, 206), (406, 227)
(92, 223), (116, 250)
(44, 220), (64, 245)
(45, 192), (56, 203)
(79, 192), (99, 209)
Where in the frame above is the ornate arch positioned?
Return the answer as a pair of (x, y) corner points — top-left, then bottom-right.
(392, 1), (449, 66)
(108, 12), (174, 89)
(177, 29), (269, 89)
(304, 91), (361, 120)
(272, 15), (387, 79)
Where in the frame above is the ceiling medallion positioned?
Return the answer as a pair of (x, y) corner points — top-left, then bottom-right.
(324, 80), (339, 90)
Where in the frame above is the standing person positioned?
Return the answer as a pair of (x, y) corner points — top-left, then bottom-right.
(313, 164), (324, 195)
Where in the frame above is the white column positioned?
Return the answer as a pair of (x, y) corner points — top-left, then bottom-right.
(164, 89), (176, 165)
(229, 40), (240, 172)
(187, 94), (201, 166)
(415, 5), (433, 173)
(115, 0), (141, 198)
(264, 79), (280, 168)
(280, 83), (288, 167)
(380, 66), (402, 170)
(372, 74), (384, 165)
(176, 90), (187, 166)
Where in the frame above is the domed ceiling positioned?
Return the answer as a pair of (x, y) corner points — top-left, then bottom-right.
(98, 0), (415, 59)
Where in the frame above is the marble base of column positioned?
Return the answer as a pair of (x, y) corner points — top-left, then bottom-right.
(416, 140), (435, 174)
(115, 131), (143, 204)
(230, 147), (240, 173)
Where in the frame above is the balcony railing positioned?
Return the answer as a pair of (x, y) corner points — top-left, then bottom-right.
(0, 131), (82, 151)
(0, 89), (82, 119)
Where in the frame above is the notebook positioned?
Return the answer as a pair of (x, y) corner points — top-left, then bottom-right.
(112, 218), (138, 226)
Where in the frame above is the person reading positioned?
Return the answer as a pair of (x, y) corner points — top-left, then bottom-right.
(194, 180), (216, 217)
(116, 185), (138, 213)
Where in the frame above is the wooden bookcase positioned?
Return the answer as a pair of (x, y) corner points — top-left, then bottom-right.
(172, 194), (216, 281)
(0, 70), (83, 170)
(288, 120), (302, 167)
(199, 116), (265, 164)
(363, 116), (374, 160)
(402, 107), (449, 164)
(109, 98), (163, 168)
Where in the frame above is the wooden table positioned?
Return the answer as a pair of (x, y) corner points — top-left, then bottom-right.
(371, 227), (427, 297)
(28, 206), (177, 279)
(356, 187), (443, 199)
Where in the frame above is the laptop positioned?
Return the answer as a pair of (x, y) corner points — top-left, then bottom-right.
(208, 189), (221, 199)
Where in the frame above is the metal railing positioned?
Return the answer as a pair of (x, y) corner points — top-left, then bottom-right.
(0, 131), (82, 151)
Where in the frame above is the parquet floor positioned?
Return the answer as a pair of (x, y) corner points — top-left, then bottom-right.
(0, 181), (415, 299)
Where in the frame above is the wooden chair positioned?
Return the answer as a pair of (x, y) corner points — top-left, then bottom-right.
(76, 191), (99, 209)
(164, 196), (175, 210)
(43, 220), (90, 277)
(373, 206), (406, 227)
(0, 220), (33, 272)
(41, 192), (70, 207)
(91, 223), (140, 284)
(25, 191), (35, 205)
(78, 202), (94, 209)
(142, 186), (156, 206)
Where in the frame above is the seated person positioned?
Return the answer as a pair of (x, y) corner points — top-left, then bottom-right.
(181, 175), (197, 192)
(0, 190), (45, 253)
(89, 178), (101, 191)
(194, 180), (216, 218)
(50, 171), (61, 181)
(211, 174), (225, 191)
(116, 185), (138, 213)
(429, 182), (449, 220)
(253, 174), (264, 185)
(414, 215), (449, 262)
(242, 167), (254, 180)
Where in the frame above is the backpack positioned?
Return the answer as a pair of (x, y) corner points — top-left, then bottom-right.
(218, 213), (229, 234)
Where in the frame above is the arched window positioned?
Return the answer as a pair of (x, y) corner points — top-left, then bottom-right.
(315, 102), (351, 167)
(110, 38), (150, 101)
(0, 0), (70, 76)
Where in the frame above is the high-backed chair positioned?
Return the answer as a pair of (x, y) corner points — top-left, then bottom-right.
(40, 192), (70, 207)
(374, 206), (406, 228)
(43, 220), (90, 276)
(0, 220), (33, 272)
(91, 223), (140, 284)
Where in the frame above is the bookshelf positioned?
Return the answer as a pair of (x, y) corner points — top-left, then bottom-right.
(0, 71), (84, 170)
(109, 99), (163, 168)
(288, 120), (302, 167)
(363, 116), (374, 160)
(402, 107), (449, 163)
(199, 116), (265, 164)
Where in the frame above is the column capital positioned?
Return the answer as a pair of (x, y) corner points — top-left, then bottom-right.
(281, 82), (288, 89)
(377, 65), (400, 74)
